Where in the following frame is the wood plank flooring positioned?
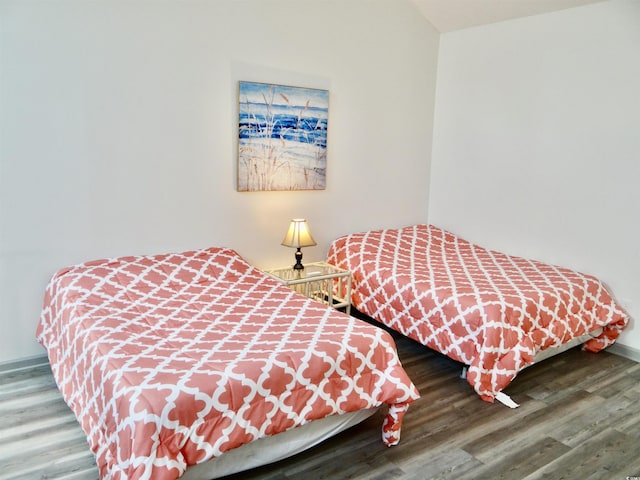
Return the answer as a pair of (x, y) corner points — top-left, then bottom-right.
(1, 331), (639, 480)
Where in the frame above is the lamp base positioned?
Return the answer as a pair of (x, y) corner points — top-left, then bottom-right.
(293, 248), (304, 270)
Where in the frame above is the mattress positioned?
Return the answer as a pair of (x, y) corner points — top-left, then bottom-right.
(181, 407), (377, 479)
(327, 224), (628, 404)
(37, 247), (419, 479)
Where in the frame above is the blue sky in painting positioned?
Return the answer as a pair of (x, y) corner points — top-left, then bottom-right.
(239, 81), (328, 113)
(239, 81), (329, 146)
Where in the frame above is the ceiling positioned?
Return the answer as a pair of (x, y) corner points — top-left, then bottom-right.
(409, 0), (607, 32)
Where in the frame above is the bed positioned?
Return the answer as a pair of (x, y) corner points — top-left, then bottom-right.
(36, 247), (419, 480)
(327, 224), (629, 407)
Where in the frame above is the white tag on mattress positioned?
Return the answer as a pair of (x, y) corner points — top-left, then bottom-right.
(496, 392), (519, 408)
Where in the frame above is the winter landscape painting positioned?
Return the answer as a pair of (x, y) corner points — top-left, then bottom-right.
(237, 81), (329, 191)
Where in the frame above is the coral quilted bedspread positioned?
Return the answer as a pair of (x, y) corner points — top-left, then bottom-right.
(37, 247), (419, 480)
(327, 224), (629, 403)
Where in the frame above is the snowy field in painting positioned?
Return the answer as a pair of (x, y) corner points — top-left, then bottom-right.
(237, 82), (328, 191)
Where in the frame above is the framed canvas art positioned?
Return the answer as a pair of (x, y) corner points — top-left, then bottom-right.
(237, 81), (329, 191)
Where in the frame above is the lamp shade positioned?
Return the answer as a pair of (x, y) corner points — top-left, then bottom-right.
(281, 219), (317, 248)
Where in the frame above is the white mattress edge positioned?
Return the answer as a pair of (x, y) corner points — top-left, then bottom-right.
(531, 327), (603, 365)
(181, 407), (379, 479)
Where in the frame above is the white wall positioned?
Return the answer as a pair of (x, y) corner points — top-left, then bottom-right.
(0, 0), (439, 363)
(430, 0), (640, 354)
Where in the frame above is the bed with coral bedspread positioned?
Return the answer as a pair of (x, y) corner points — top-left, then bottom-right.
(327, 224), (628, 406)
(37, 247), (419, 480)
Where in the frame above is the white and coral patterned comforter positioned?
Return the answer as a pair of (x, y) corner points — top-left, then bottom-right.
(327, 224), (628, 403)
(37, 247), (419, 480)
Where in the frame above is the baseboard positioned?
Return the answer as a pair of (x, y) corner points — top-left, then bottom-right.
(0, 354), (49, 373)
(607, 343), (640, 363)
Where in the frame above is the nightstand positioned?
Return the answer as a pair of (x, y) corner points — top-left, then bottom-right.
(266, 261), (351, 314)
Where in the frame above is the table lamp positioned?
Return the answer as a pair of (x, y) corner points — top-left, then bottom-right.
(281, 219), (317, 270)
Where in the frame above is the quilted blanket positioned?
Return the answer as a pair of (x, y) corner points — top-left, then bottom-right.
(327, 224), (628, 403)
(37, 247), (419, 480)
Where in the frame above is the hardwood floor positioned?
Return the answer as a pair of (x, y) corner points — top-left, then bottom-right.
(1, 332), (639, 480)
